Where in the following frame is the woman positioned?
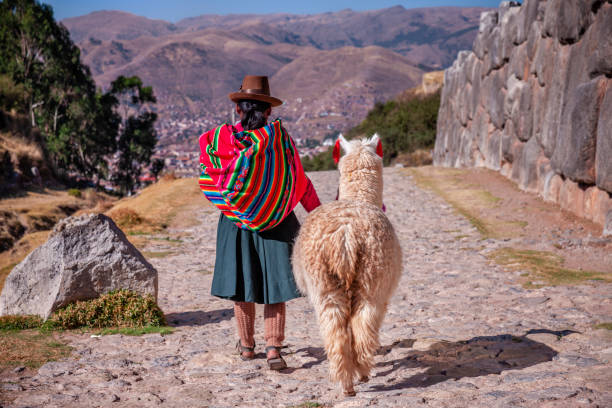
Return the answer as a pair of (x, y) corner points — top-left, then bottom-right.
(198, 75), (321, 370)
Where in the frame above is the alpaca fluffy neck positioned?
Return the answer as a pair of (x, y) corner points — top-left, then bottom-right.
(338, 167), (383, 208)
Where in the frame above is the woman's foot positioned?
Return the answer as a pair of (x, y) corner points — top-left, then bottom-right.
(265, 346), (287, 370)
(236, 340), (255, 360)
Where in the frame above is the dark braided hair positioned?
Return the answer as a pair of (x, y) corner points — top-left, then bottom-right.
(238, 99), (271, 130)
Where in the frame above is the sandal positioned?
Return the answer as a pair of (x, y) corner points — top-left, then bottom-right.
(236, 340), (255, 361)
(265, 346), (287, 370)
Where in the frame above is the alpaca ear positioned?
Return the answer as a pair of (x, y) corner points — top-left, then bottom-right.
(333, 139), (341, 164)
(369, 133), (383, 158)
(333, 133), (350, 164)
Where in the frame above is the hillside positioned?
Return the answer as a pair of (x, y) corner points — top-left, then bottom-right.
(61, 6), (485, 154)
(62, 10), (179, 42)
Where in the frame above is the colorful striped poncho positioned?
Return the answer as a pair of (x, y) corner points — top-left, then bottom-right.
(198, 119), (309, 232)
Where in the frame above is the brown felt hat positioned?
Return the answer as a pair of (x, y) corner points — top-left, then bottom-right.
(229, 75), (283, 107)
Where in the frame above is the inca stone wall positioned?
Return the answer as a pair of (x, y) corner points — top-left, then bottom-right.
(434, 0), (612, 228)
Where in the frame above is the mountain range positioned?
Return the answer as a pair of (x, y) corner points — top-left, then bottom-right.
(62, 6), (486, 149)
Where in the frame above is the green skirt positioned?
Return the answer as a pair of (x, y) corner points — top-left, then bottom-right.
(211, 212), (302, 304)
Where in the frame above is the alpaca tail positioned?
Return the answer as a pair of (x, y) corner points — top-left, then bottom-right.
(326, 224), (358, 291)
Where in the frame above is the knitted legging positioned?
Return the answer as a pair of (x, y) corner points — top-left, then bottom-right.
(234, 301), (285, 348)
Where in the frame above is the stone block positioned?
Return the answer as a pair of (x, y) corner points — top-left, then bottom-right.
(470, 60), (483, 118)
(596, 81), (612, 193)
(531, 36), (556, 87)
(474, 11), (499, 60)
(553, 77), (606, 185)
(518, 0), (543, 45)
(526, 20), (542, 61)
(586, 4), (612, 78)
(542, 172), (563, 203)
(539, 44), (571, 158)
(502, 119), (517, 163)
(536, 159), (552, 194)
(516, 137), (542, 191)
(531, 79), (546, 151)
(509, 43), (529, 80)
(543, 0), (594, 44)
(505, 75), (532, 142)
(500, 6), (520, 61)
(584, 187), (612, 226)
(559, 178), (585, 219)
(604, 211), (612, 237)
(0, 214), (158, 319)
(486, 129), (503, 170)
(484, 70), (506, 129)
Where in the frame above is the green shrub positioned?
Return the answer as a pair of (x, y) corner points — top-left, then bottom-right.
(301, 146), (335, 172)
(347, 91), (440, 165)
(0, 314), (43, 330)
(67, 188), (82, 198)
(301, 91), (440, 171)
(51, 289), (165, 329)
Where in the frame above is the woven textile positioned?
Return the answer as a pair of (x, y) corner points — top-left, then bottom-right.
(199, 120), (308, 231)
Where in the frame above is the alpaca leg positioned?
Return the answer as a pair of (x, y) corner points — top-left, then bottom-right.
(350, 296), (386, 383)
(317, 294), (356, 396)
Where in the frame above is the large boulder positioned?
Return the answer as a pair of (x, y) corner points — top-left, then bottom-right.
(0, 213), (158, 319)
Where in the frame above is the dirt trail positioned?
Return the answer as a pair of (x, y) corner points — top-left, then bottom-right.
(2, 168), (611, 407)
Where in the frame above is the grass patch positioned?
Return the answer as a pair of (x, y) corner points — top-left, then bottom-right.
(127, 230), (150, 236)
(51, 289), (165, 329)
(289, 403), (327, 408)
(407, 167), (496, 237)
(67, 188), (82, 198)
(0, 329), (72, 369)
(0, 314), (42, 330)
(197, 269), (212, 275)
(150, 236), (183, 243)
(488, 247), (612, 287)
(143, 251), (174, 258)
(0, 291), (168, 369)
(594, 322), (612, 330)
(97, 326), (174, 336)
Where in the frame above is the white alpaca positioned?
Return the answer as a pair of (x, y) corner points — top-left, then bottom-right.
(292, 134), (402, 396)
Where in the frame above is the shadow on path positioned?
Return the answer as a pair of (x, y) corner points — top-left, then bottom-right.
(165, 308), (233, 327)
(281, 346), (327, 374)
(369, 331), (575, 392)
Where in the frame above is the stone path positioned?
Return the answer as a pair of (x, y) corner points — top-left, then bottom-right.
(4, 168), (612, 407)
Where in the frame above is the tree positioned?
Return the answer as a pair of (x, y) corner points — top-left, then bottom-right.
(151, 158), (165, 181)
(109, 76), (158, 195)
(0, 0), (118, 180)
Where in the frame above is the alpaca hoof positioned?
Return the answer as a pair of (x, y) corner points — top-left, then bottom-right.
(359, 375), (370, 383)
(343, 389), (356, 397)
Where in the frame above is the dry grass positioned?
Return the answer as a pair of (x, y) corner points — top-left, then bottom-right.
(0, 330), (71, 369)
(407, 167), (523, 239)
(106, 177), (212, 248)
(594, 323), (612, 330)
(488, 248), (612, 287)
(408, 167), (500, 237)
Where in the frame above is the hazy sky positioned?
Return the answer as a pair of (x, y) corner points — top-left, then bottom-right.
(44, 0), (501, 22)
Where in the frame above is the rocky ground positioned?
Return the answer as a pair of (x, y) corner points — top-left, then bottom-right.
(2, 168), (611, 407)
